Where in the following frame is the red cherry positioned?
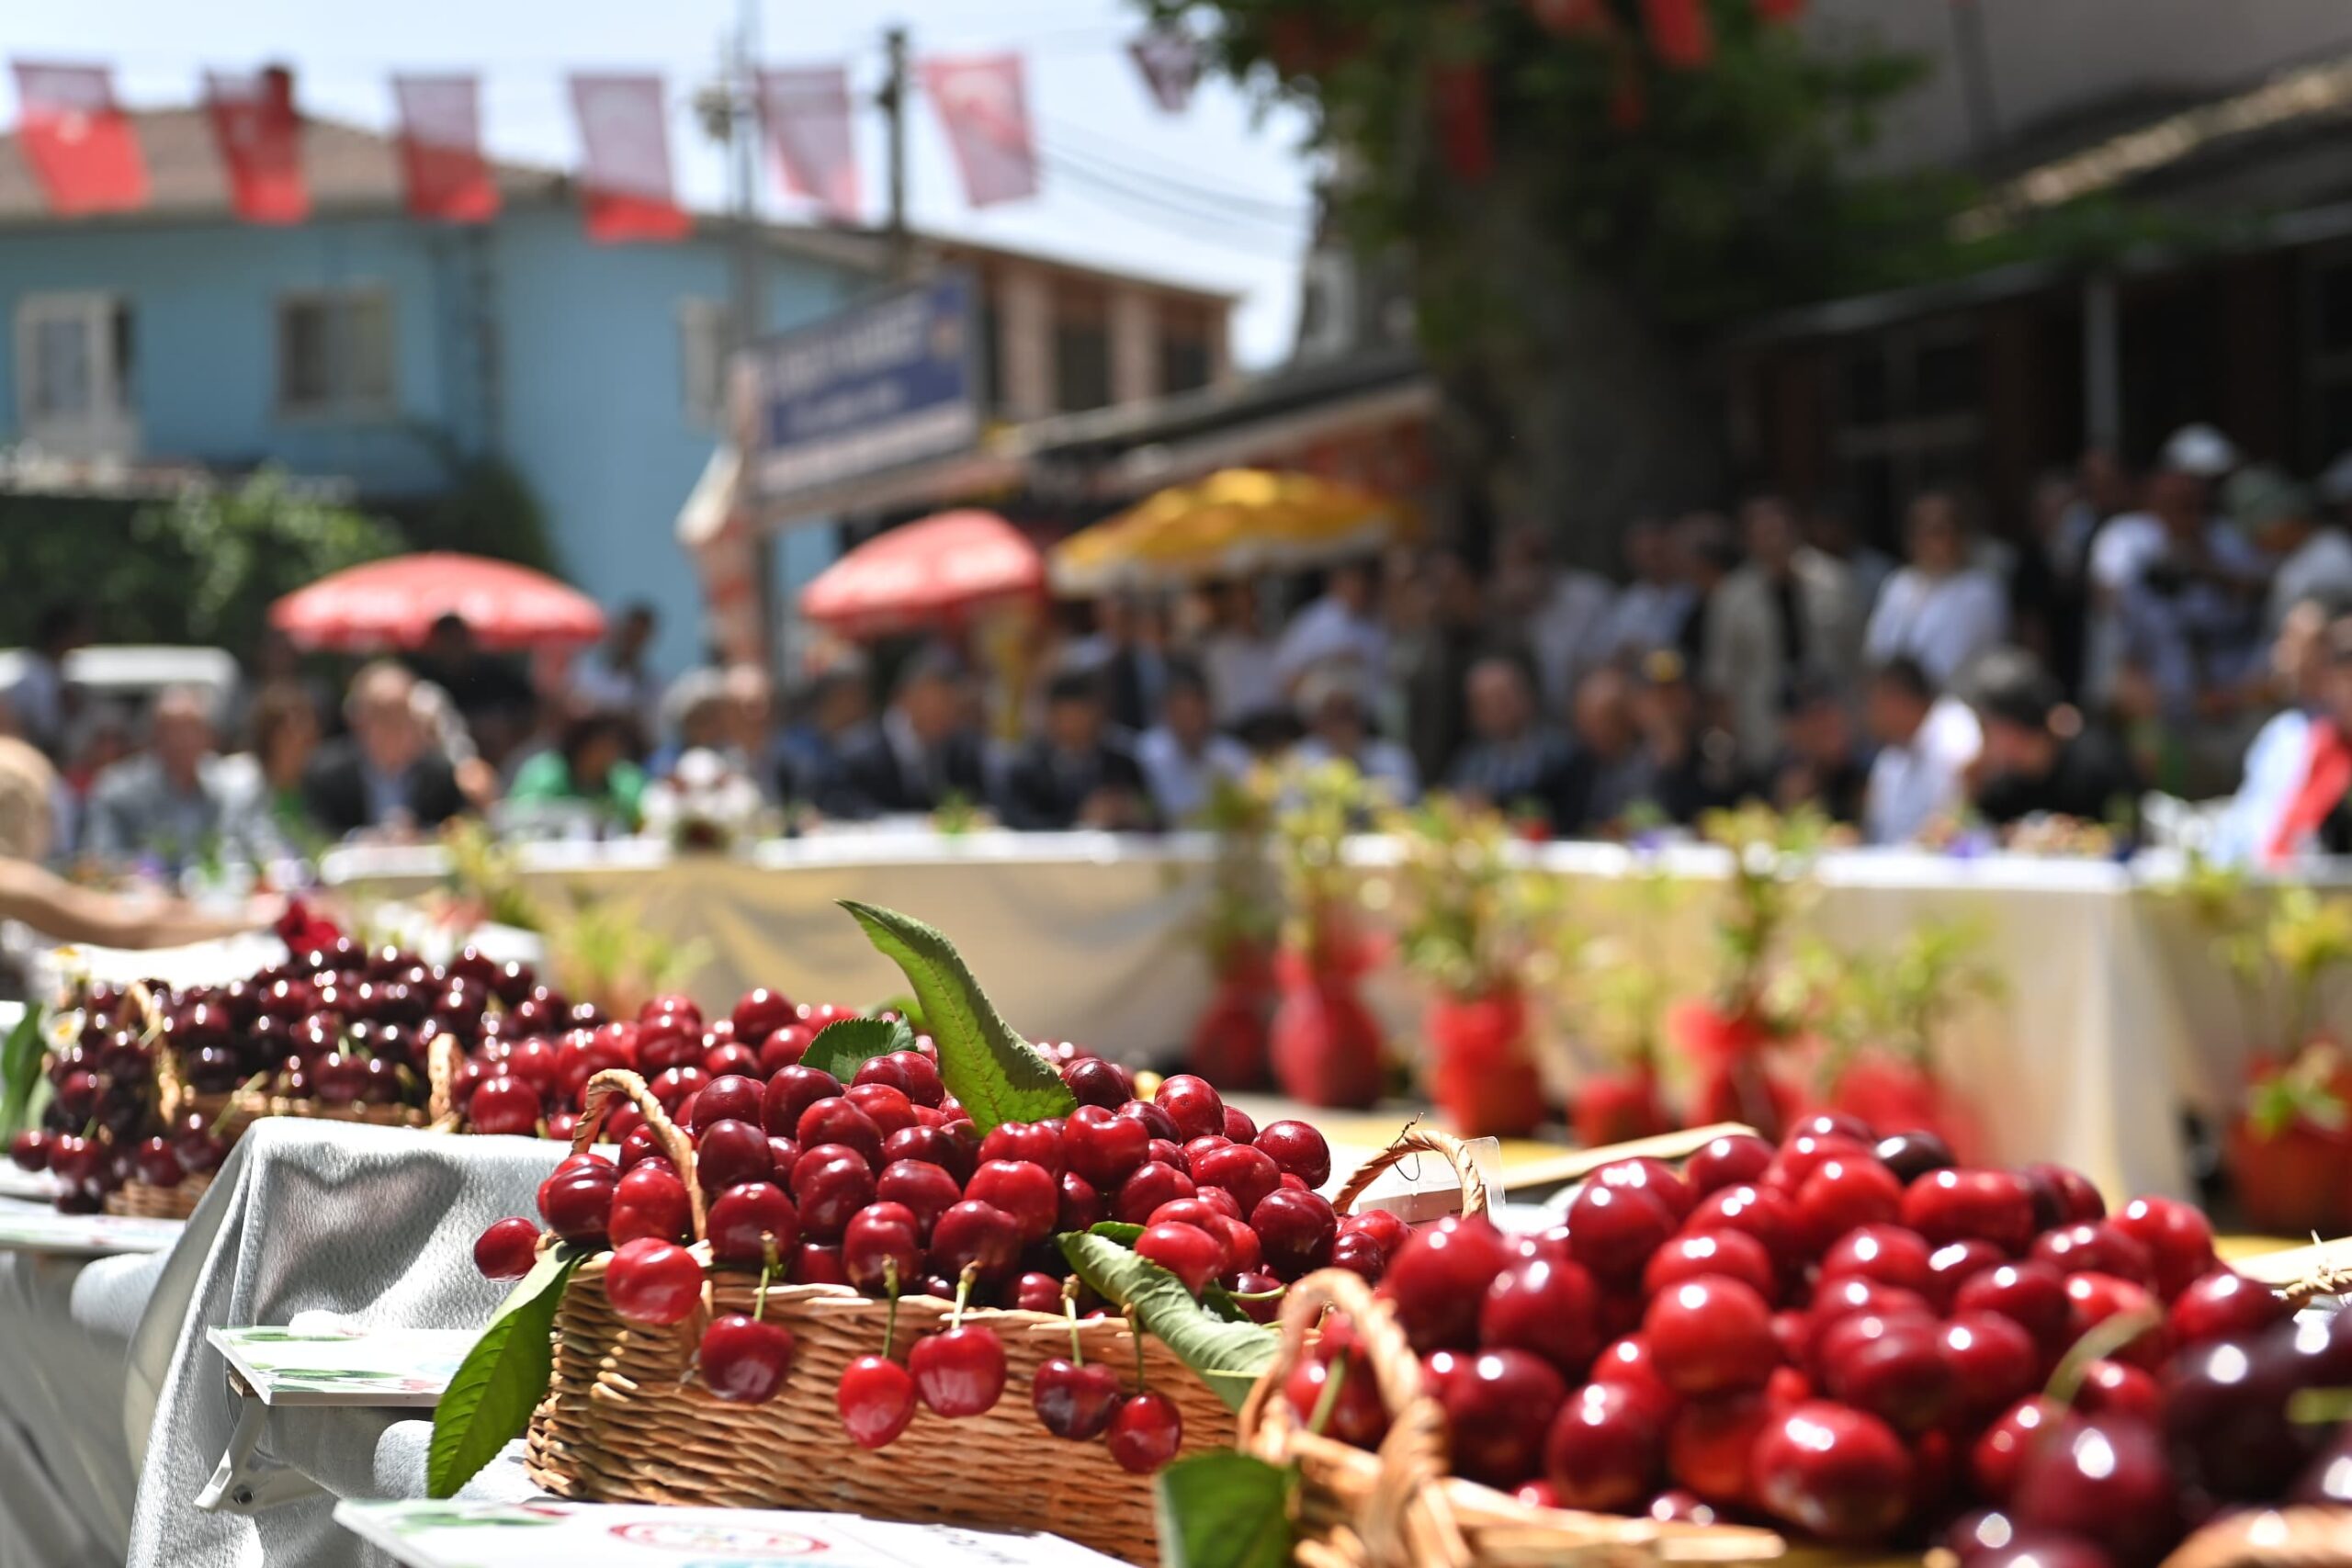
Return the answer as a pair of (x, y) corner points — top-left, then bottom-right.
(1193, 1186), (1243, 1223)
(689, 1073), (765, 1133)
(1119, 1099), (1181, 1144)
(694, 1118), (775, 1196)
(1250, 1188), (1338, 1280)
(605, 1238), (705, 1325)
(1106, 1389), (1183, 1473)
(1591, 1156), (1694, 1219)
(1644, 1276), (1777, 1397)
(1215, 1215), (1265, 1277)
(2010, 1416), (2179, 1566)
(1034, 1357), (1124, 1439)
(1480, 1256), (1601, 1376)
(841, 1201), (923, 1293)
(1190, 1141), (1281, 1216)
(1589, 1336), (1676, 1412)
(1872, 1130), (1956, 1183)
(1152, 1074), (1226, 1141)
(790, 1242), (848, 1286)
(1380, 1214), (1510, 1352)
(2111, 1196), (2214, 1300)
(1816, 1224), (1934, 1295)
(1923, 1237), (2007, 1310)
(1060, 1055), (1133, 1108)
(1954, 1259), (2073, 1350)
(1056, 1170), (1105, 1231)
(1767, 1132), (1875, 1195)
(762, 1066), (842, 1137)
(1340, 1208), (1410, 1261)
(1114, 1160), (1197, 1225)
(1440, 1348), (1568, 1488)
(2075, 1358), (2159, 1420)
(754, 1025), (811, 1075)
(2030, 1221), (2155, 1289)
(1681, 1184), (1798, 1272)
(910, 1324), (1007, 1416)
(1899, 1168), (2035, 1253)
(789, 1144), (877, 1241)
(2063, 1272), (2166, 1369)
(1544, 1382), (1666, 1510)
(1667, 1392), (1770, 1506)
(1791, 1156), (1903, 1254)
(1221, 1105), (1257, 1144)
(2026, 1161), (2107, 1223)
(842, 1082), (917, 1141)
(1816, 1312), (1953, 1434)
(537, 1167), (617, 1247)
(1012, 1271), (1061, 1313)
(730, 986), (797, 1041)
(1063, 1104), (1149, 1188)
(796, 1098), (883, 1166)
(1254, 1120), (1332, 1189)
(1940, 1311), (2041, 1422)
(1790, 1111), (1875, 1143)
(707, 1181), (800, 1266)
(874, 1159), (961, 1239)
(1566, 1183), (1676, 1284)
(964, 1159), (1060, 1245)
(1751, 1401), (1912, 1543)
(882, 1124), (969, 1181)
(837, 1354), (918, 1447)
(927, 1200), (1022, 1286)
(649, 1066), (710, 1115)
(1686, 1133), (1774, 1194)
(1972, 1396), (2068, 1502)
(1283, 1343), (1390, 1447)
(2166, 1269), (2290, 1349)
(1136, 1222), (1225, 1294)
(469, 1077), (540, 1136)
(1804, 1278), (1931, 1354)
(473, 1217), (540, 1280)
(699, 1313), (796, 1403)
(1644, 1231), (1776, 1303)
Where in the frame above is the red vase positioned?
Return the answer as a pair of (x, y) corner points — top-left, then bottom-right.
(1426, 987), (1546, 1139)
(1827, 1055), (1984, 1162)
(2228, 1117), (2352, 1238)
(1693, 1056), (1800, 1143)
(1270, 948), (1385, 1110)
(1188, 968), (1271, 1090)
(1571, 1063), (1676, 1149)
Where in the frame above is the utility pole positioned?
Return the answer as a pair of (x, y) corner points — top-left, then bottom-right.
(880, 25), (912, 282)
(1949, 0), (2002, 164)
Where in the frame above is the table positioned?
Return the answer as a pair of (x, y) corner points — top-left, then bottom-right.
(322, 832), (2313, 1201)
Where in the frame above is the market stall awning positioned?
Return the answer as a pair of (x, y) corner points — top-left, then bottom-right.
(1049, 468), (1411, 594)
(797, 509), (1045, 638)
(270, 552), (606, 652)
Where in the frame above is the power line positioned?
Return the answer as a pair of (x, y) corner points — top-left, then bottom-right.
(1040, 135), (1311, 225)
(1036, 156), (1309, 258)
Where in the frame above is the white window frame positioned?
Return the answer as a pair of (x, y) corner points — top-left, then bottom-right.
(275, 286), (396, 422)
(677, 297), (731, 428)
(15, 290), (137, 457)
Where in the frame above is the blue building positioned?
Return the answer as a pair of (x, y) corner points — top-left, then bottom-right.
(0, 106), (1236, 682)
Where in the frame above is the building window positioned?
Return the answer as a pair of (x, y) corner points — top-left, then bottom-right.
(2306, 251), (2352, 461)
(1831, 321), (1982, 546)
(16, 292), (134, 450)
(276, 288), (393, 419)
(678, 298), (731, 427)
(1160, 333), (1211, 396)
(1054, 285), (1112, 413)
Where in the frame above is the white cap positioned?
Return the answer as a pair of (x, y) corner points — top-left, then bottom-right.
(2162, 423), (2239, 478)
(2320, 450), (2352, 506)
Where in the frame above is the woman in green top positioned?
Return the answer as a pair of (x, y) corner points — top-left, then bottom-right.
(508, 709), (647, 830)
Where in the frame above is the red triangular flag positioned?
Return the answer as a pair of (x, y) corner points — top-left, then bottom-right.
(1430, 60), (1495, 183)
(756, 66), (860, 222)
(920, 56), (1039, 208)
(11, 62), (148, 215)
(392, 73), (497, 222)
(205, 66), (308, 223)
(1641, 0), (1715, 67)
(569, 73), (692, 243)
(1128, 26), (1203, 114)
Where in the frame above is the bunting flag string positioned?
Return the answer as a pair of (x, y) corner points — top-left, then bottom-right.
(919, 54), (1041, 208)
(757, 65), (861, 222)
(568, 73), (692, 243)
(1128, 25), (1203, 115)
(11, 62), (148, 215)
(204, 66), (309, 223)
(391, 73), (498, 223)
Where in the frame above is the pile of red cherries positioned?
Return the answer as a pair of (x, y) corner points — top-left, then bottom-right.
(471, 987), (1341, 1475)
(1283, 1115), (2352, 1564)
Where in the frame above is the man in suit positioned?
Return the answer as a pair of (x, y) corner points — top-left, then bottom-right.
(1445, 653), (1577, 829)
(996, 670), (1152, 831)
(302, 661), (470, 840)
(816, 648), (989, 819)
(83, 685), (272, 869)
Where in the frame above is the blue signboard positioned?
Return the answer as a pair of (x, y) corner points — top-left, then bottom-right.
(738, 271), (981, 502)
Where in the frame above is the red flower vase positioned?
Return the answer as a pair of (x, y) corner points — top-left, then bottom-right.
(1571, 1063), (1677, 1149)
(1827, 1054), (1984, 1163)
(1425, 987), (1546, 1139)
(1188, 957), (1272, 1090)
(2228, 1117), (2352, 1237)
(1670, 998), (1796, 1142)
(1269, 946), (1385, 1110)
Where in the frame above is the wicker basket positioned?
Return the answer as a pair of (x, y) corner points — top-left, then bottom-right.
(105, 1171), (213, 1220)
(523, 1070), (1238, 1565)
(1238, 1267), (1787, 1568)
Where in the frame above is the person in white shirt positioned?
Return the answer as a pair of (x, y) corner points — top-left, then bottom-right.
(1272, 560), (1387, 694)
(1597, 517), (1696, 666)
(2224, 467), (2352, 637)
(1288, 665), (1418, 802)
(1862, 657), (1983, 845)
(1198, 581), (1283, 733)
(1136, 660), (1252, 826)
(1865, 491), (2009, 688)
(2084, 424), (2245, 706)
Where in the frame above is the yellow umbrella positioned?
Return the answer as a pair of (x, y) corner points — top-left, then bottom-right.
(1050, 468), (1411, 594)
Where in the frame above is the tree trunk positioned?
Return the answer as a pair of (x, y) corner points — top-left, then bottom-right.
(1414, 158), (1725, 570)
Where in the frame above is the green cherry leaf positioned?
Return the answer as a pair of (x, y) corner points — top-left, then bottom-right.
(0, 1005), (44, 1140)
(838, 901), (1076, 1134)
(1059, 1231), (1276, 1411)
(425, 1248), (579, 1499)
(798, 1016), (915, 1083)
(1156, 1450), (1296, 1568)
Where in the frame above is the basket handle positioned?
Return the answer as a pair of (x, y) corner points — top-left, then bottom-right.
(577, 1069), (707, 1243)
(1330, 1126), (1487, 1222)
(1238, 1267), (1471, 1568)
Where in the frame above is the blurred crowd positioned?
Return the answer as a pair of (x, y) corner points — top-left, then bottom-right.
(10, 419), (2352, 872)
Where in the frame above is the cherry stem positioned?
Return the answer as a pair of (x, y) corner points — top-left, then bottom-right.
(752, 1253), (775, 1324)
(1305, 1353), (1347, 1438)
(1061, 1278), (1084, 1366)
(881, 1258), (901, 1359)
(951, 1262), (978, 1332)
(1126, 1305), (1147, 1391)
(2043, 1303), (2164, 1408)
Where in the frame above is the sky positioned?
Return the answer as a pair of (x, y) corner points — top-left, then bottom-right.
(4, 0), (1319, 365)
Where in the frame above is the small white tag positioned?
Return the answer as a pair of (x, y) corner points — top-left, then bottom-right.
(1351, 1134), (1507, 1225)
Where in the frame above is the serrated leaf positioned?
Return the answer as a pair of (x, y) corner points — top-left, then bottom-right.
(839, 901), (1077, 1134)
(1090, 1221), (1145, 1245)
(1085, 1222), (1250, 1321)
(426, 1248), (579, 1499)
(1157, 1450), (1295, 1568)
(1, 1006), (44, 1140)
(1060, 1231), (1276, 1411)
(800, 1016), (915, 1082)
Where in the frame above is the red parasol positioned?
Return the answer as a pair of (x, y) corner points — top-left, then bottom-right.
(798, 510), (1045, 638)
(269, 552), (607, 653)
